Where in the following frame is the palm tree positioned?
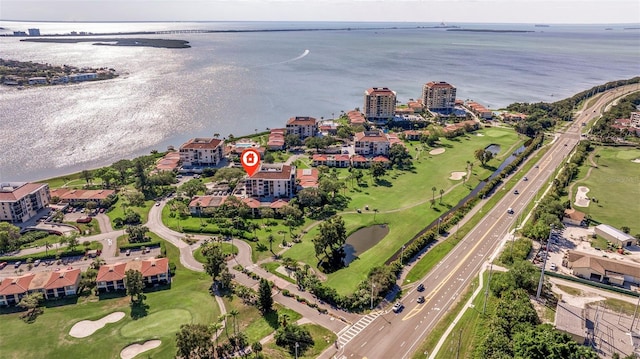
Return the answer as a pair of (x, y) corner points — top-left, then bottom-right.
(218, 314), (229, 339)
(210, 322), (222, 348)
(431, 186), (436, 202)
(229, 309), (240, 336)
(268, 234), (275, 253)
(44, 240), (52, 255)
(214, 133), (220, 138)
(439, 189), (445, 204)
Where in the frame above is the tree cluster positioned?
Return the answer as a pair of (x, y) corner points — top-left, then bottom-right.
(312, 215), (347, 272)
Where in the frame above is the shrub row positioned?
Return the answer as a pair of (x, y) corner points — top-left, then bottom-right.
(0, 248), (87, 262)
(118, 240), (162, 251)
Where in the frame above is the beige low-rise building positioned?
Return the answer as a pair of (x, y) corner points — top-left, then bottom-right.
(245, 163), (296, 199)
(0, 268), (81, 306)
(0, 182), (50, 223)
(566, 250), (640, 286)
(354, 130), (391, 156)
(595, 224), (635, 247)
(179, 137), (225, 167)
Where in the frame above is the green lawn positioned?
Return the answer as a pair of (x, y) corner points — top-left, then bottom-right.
(193, 243), (239, 263)
(106, 197), (155, 228)
(161, 204), (310, 263)
(263, 324), (337, 359)
(285, 128), (522, 294)
(413, 273), (489, 359)
(221, 295), (301, 344)
(572, 147), (640, 234)
(261, 262), (297, 284)
(0, 240), (220, 359)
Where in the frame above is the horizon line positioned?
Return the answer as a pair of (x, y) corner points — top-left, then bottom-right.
(2, 19), (640, 26)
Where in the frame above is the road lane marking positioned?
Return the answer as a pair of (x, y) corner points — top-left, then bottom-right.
(402, 205), (510, 321)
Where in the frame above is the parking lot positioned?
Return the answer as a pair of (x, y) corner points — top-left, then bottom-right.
(533, 225), (640, 278)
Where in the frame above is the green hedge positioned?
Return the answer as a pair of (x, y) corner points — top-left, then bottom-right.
(0, 249), (87, 262)
(544, 270), (640, 297)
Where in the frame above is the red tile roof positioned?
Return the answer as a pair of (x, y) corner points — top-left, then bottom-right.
(287, 116), (317, 126)
(351, 155), (368, 162)
(366, 87), (395, 95)
(347, 110), (366, 124)
(296, 168), (319, 188)
(96, 262), (128, 282)
(0, 273), (35, 296)
(312, 154), (328, 162)
(189, 195), (227, 208)
(330, 154), (351, 162)
(251, 164), (293, 180)
(425, 81), (455, 89)
(140, 258), (169, 277)
(242, 197), (261, 208)
(373, 156), (390, 162)
(44, 268), (81, 290)
(0, 183), (47, 202)
(180, 137), (223, 150)
(354, 131), (389, 143)
(270, 199), (290, 209)
(50, 188), (115, 201)
(156, 151), (181, 171)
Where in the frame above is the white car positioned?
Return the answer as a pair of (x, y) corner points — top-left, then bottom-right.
(392, 302), (404, 313)
(550, 263), (557, 271)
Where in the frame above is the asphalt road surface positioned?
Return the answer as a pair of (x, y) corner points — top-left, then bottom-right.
(335, 84), (640, 359)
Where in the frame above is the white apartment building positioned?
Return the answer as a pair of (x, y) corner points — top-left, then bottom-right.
(364, 87), (397, 122)
(354, 130), (391, 156)
(422, 81), (457, 112)
(286, 116), (317, 140)
(179, 137), (225, 167)
(245, 163), (296, 198)
(0, 182), (50, 223)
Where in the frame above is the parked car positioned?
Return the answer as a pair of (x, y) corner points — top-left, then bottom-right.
(0, 262), (7, 269)
(417, 296), (425, 304)
(14, 261), (22, 268)
(34, 259), (41, 267)
(417, 283), (425, 292)
(125, 249), (131, 256)
(392, 302), (404, 313)
(550, 263), (557, 271)
(523, 177), (528, 181)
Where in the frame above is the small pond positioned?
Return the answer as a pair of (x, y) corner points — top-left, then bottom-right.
(485, 144), (501, 156)
(343, 224), (390, 265)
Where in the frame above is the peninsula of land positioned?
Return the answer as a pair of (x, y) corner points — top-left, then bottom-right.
(20, 37), (191, 49)
(0, 58), (118, 87)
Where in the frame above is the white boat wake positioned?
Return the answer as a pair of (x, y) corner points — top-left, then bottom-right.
(256, 49), (310, 67)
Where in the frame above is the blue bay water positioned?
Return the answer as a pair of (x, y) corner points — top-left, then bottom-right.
(0, 21), (639, 181)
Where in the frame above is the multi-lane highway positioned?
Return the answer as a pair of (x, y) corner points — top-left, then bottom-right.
(335, 84), (640, 359)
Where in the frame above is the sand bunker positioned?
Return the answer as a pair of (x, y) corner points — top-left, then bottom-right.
(120, 340), (162, 359)
(476, 133), (485, 136)
(449, 172), (467, 180)
(69, 311), (125, 338)
(429, 148), (446, 155)
(574, 186), (590, 208)
(633, 159), (640, 163)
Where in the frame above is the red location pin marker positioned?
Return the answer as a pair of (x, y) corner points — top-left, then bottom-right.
(241, 148), (261, 177)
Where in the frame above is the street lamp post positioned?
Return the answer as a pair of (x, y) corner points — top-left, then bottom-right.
(437, 218), (442, 235)
(370, 282), (376, 310)
(401, 245), (405, 264)
(295, 342), (299, 359)
(536, 225), (554, 301)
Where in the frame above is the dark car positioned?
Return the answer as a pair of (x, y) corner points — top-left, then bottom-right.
(417, 296), (425, 304)
(417, 284), (425, 292)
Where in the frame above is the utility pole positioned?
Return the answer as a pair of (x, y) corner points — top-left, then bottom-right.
(456, 328), (462, 359)
(536, 225), (554, 301)
(631, 291), (640, 332)
(483, 262), (493, 315)
(370, 282), (376, 310)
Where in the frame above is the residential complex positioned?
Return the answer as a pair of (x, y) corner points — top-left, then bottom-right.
(0, 182), (50, 223)
(422, 81), (457, 113)
(96, 258), (171, 293)
(286, 116), (317, 140)
(364, 87), (397, 122)
(49, 188), (115, 206)
(244, 163), (296, 199)
(354, 130), (391, 156)
(179, 137), (225, 167)
(0, 268), (81, 306)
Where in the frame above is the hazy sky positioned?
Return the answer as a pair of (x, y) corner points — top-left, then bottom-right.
(1, 0), (639, 24)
